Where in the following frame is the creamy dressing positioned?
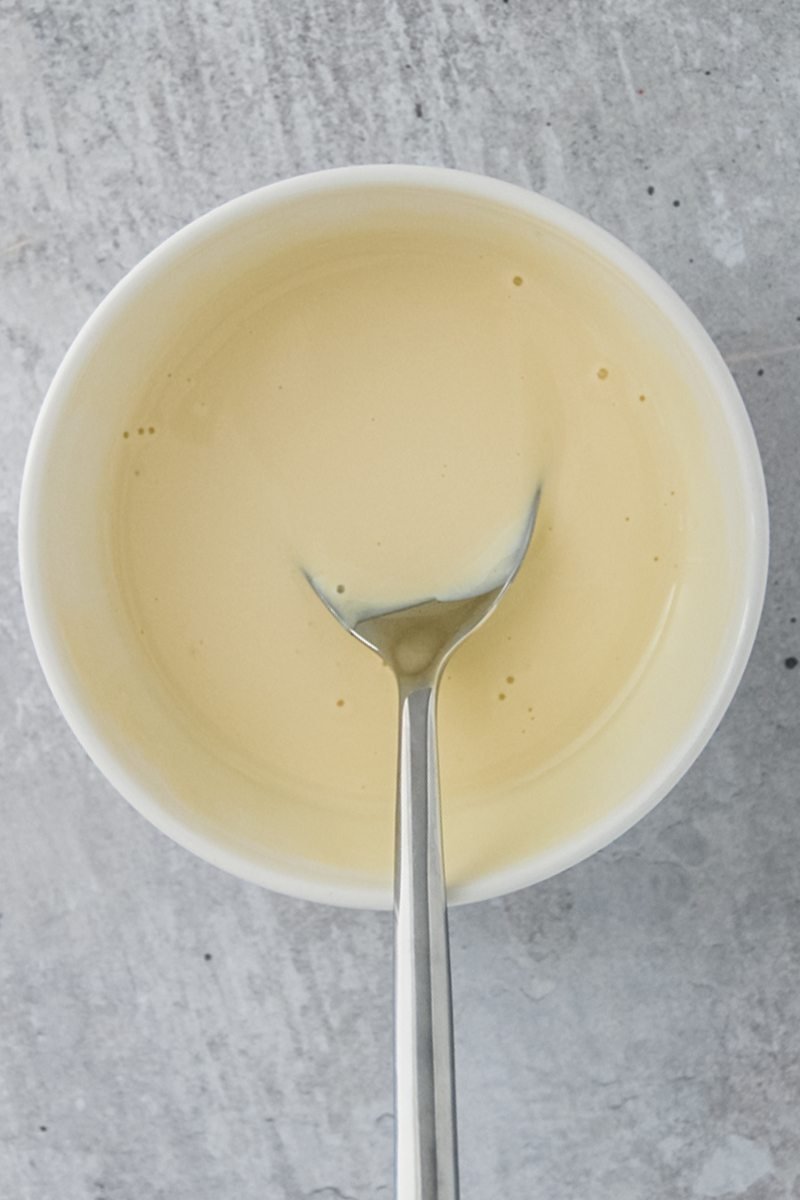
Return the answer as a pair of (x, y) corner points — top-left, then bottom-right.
(96, 215), (730, 889)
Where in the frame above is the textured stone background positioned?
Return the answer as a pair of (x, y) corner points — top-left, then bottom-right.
(2, 2), (799, 1197)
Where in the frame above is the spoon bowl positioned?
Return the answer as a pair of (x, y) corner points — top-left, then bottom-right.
(306, 493), (540, 685)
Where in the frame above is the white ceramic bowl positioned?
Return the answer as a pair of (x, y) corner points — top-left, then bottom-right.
(19, 166), (768, 909)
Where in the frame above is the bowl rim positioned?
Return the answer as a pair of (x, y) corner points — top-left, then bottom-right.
(18, 164), (769, 910)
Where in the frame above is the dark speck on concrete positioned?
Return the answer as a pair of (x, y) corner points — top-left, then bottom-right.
(414, 101), (423, 118)
(757, 368), (764, 376)
(791, 617), (797, 624)
(647, 185), (655, 195)
(785, 657), (798, 669)
(39, 1125), (47, 1132)
(204, 952), (212, 961)
(673, 199), (681, 207)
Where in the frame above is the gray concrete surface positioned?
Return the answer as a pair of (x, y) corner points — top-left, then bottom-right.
(2, 2), (799, 1197)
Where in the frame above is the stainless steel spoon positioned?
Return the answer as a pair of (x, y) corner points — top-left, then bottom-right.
(307, 491), (540, 1199)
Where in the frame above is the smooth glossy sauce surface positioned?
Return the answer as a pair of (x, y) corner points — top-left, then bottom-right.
(106, 219), (724, 887)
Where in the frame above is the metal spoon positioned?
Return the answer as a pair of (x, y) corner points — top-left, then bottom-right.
(307, 491), (540, 1199)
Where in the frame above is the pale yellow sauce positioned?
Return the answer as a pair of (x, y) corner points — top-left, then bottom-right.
(83, 213), (733, 892)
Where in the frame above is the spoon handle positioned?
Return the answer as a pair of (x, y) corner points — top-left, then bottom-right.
(394, 683), (459, 1200)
